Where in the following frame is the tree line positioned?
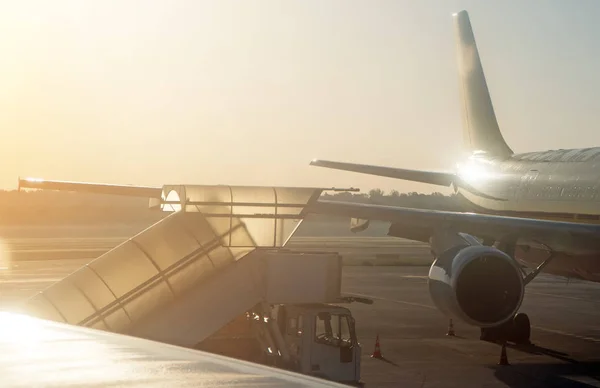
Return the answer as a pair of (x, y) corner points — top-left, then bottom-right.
(321, 188), (462, 210)
(0, 189), (464, 225)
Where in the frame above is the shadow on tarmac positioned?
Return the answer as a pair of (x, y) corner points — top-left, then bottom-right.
(491, 342), (600, 387)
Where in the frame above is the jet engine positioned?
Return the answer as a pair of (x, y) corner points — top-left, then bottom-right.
(428, 244), (524, 328)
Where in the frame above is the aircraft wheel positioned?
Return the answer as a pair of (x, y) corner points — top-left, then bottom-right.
(509, 312), (531, 345)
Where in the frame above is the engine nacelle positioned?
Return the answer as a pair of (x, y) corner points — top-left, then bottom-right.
(428, 244), (524, 328)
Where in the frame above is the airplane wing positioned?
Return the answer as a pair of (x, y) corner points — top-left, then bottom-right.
(20, 176), (598, 250)
(0, 311), (346, 387)
(310, 159), (456, 187)
(307, 200), (600, 252)
(18, 177), (162, 198)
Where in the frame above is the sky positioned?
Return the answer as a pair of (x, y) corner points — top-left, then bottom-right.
(1, 0), (600, 194)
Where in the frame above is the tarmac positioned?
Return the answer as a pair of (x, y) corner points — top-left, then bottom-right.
(0, 234), (598, 387)
(344, 266), (600, 387)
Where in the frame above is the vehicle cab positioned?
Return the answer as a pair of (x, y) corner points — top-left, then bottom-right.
(277, 303), (361, 384)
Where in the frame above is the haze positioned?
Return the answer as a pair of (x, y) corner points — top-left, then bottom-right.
(2, 0), (599, 194)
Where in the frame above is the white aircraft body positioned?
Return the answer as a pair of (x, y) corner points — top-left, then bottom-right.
(0, 311), (347, 387)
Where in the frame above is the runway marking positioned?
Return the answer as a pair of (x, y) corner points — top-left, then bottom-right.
(532, 325), (600, 343)
(346, 292), (436, 310)
(401, 275), (428, 279)
(0, 278), (63, 284)
(527, 291), (598, 302)
(346, 295), (600, 344)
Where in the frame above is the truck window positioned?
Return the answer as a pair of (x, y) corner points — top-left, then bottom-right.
(339, 315), (352, 347)
(315, 313), (353, 347)
(315, 313), (334, 345)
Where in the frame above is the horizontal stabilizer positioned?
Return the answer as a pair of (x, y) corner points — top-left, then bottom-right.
(18, 177), (162, 198)
(310, 160), (455, 187)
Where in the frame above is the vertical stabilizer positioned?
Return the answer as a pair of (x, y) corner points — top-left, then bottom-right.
(454, 10), (513, 158)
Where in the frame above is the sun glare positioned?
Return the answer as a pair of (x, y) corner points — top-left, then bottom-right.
(456, 160), (494, 183)
(0, 311), (50, 344)
(0, 312), (142, 386)
(162, 190), (182, 212)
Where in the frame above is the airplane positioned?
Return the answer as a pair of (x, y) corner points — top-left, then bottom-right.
(309, 9), (600, 342)
(0, 311), (348, 387)
(16, 10), (600, 348)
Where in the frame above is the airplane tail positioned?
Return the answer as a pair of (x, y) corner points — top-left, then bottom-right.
(454, 10), (513, 158)
(309, 11), (513, 186)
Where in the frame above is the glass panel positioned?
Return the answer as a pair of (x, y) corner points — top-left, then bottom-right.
(133, 212), (203, 271)
(181, 185), (233, 215)
(25, 185), (325, 336)
(315, 312), (333, 345)
(234, 218), (275, 246)
(314, 313), (350, 347)
(275, 187), (318, 216)
(230, 186), (276, 216)
(89, 242), (158, 299)
(24, 211), (237, 333)
(43, 280), (96, 325)
(339, 315), (352, 347)
(71, 267), (120, 323)
(162, 189), (182, 212)
(22, 298), (67, 323)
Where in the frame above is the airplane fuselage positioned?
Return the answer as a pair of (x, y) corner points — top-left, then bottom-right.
(457, 147), (600, 221)
(456, 147), (600, 282)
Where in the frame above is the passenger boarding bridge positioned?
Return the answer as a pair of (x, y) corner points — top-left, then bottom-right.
(19, 185), (348, 359)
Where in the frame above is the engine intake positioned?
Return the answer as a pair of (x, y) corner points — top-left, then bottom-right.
(428, 244), (524, 328)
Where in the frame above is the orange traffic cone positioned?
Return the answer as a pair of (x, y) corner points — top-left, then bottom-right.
(371, 334), (383, 359)
(498, 342), (510, 366)
(446, 319), (455, 336)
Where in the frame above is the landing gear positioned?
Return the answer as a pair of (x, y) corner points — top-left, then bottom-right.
(482, 240), (556, 347)
(509, 313), (531, 345)
(480, 312), (531, 345)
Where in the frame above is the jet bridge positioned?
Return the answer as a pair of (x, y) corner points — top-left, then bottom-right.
(21, 185), (342, 349)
